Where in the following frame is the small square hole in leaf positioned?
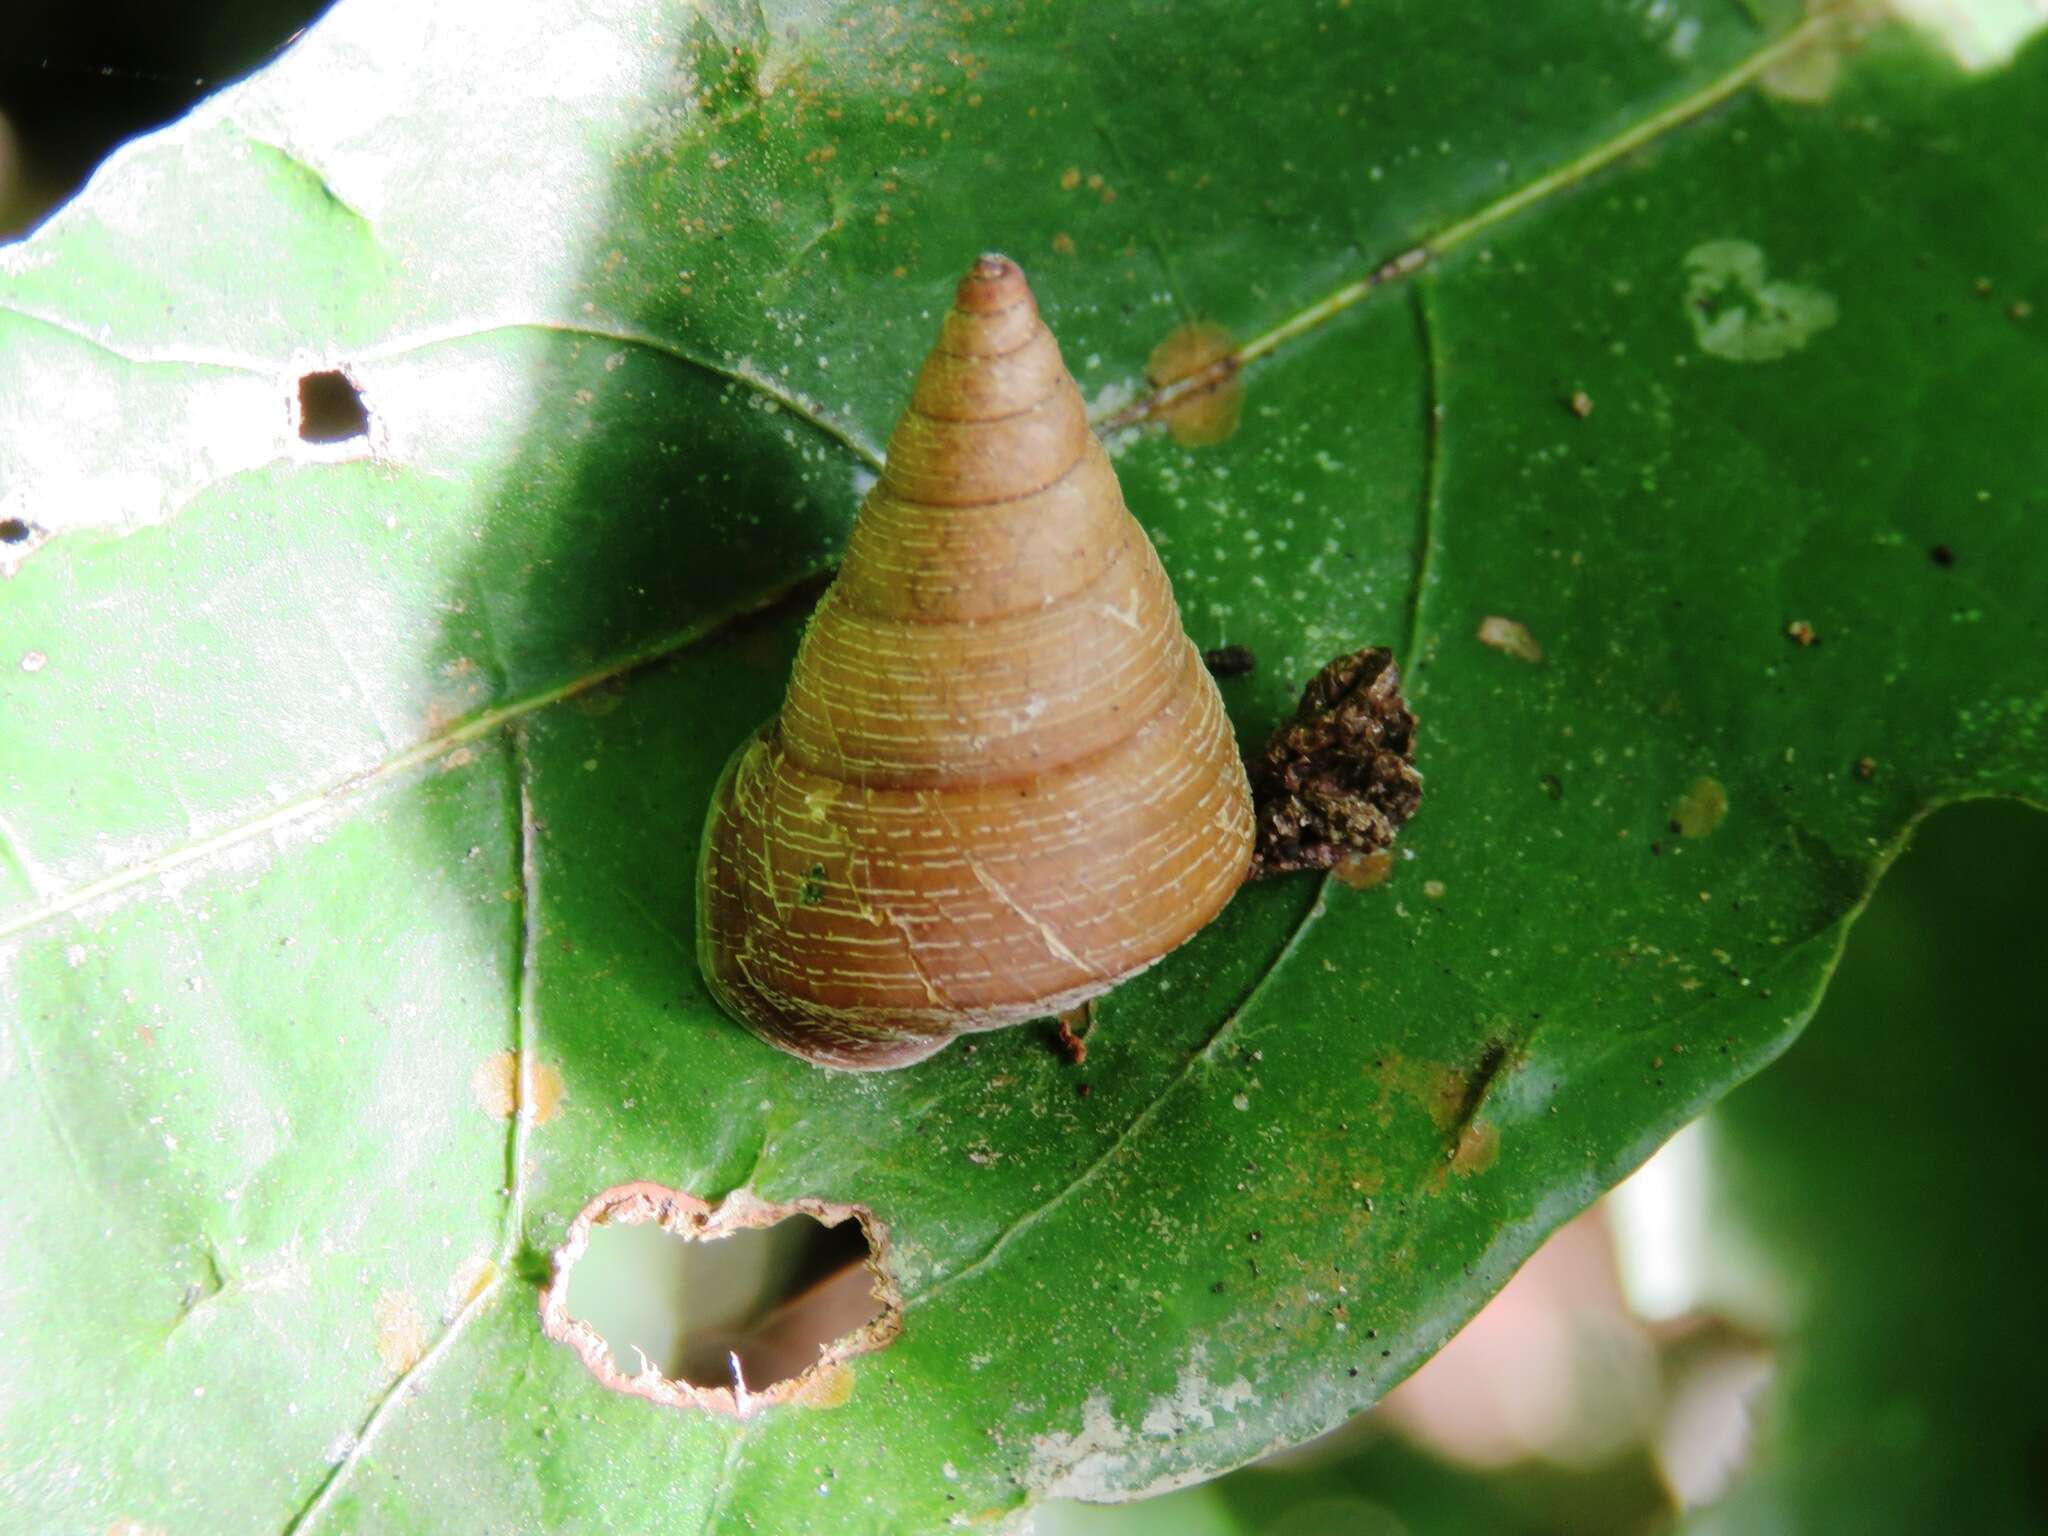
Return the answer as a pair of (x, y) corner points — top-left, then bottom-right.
(297, 370), (369, 443)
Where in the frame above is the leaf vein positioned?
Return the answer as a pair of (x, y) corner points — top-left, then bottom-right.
(0, 566), (829, 946)
(279, 728), (542, 1534)
(905, 888), (1330, 1309)
(1100, 2), (1848, 434)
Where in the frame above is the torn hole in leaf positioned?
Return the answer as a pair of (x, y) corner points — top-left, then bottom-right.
(539, 1181), (900, 1417)
(296, 369), (370, 442)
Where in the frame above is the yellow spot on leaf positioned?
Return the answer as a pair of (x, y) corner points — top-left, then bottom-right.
(1334, 850), (1392, 890)
(792, 1360), (857, 1408)
(1146, 321), (1242, 447)
(374, 1290), (427, 1374)
(471, 1050), (565, 1124)
(1671, 777), (1729, 838)
(445, 1255), (499, 1320)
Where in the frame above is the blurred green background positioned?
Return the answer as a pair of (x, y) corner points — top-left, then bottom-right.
(7, 9), (2040, 1531)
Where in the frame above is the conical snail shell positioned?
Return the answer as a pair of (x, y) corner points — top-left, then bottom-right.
(697, 255), (1254, 1070)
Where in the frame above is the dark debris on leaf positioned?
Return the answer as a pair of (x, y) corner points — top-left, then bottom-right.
(1203, 643), (1258, 678)
(1246, 646), (1422, 880)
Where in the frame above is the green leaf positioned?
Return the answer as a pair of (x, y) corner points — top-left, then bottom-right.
(2, 2), (2044, 1531)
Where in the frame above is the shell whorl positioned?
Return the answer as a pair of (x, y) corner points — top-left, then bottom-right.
(698, 256), (1254, 1070)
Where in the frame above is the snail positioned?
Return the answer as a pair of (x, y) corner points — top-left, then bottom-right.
(696, 254), (1256, 1070)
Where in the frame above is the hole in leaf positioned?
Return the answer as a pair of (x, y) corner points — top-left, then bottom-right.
(0, 518), (31, 544)
(577, 1215), (876, 1387)
(540, 1181), (900, 1417)
(296, 369), (369, 442)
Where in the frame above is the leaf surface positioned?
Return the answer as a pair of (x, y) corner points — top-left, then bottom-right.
(2, 2), (2044, 1531)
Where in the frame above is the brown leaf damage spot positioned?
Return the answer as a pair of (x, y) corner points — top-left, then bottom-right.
(1145, 320), (1243, 446)
(1445, 1118), (1500, 1179)
(1372, 1054), (1474, 1133)
(1374, 1035), (1518, 1185)
(470, 1049), (564, 1124)
(538, 1181), (903, 1419)
(373, 1289), (428, 1373)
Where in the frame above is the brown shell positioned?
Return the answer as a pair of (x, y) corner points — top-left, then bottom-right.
(696, 255), (1254, 1070)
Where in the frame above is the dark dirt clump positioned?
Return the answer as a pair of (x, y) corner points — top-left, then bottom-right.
(1246, 647), (1422, 880)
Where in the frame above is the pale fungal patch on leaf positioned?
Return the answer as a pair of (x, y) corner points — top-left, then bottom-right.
(538, 1181), (902, 1419)
(103, 1522), (167, 1536)
(1137, 1351), (1258, 1438)
(470, 1048), (563, 1124)
(1029, 1352), (1260, 1500)
(373, 1289), (428, 1373)
(1028, 1390), (1132, 1498)
(1684, 241), (1838, 363)
(1671, 776), (1730, 838)
(1476, 615), (1544, 663)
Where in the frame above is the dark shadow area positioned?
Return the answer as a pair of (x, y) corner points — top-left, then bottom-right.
(0, 0), (336, 237)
